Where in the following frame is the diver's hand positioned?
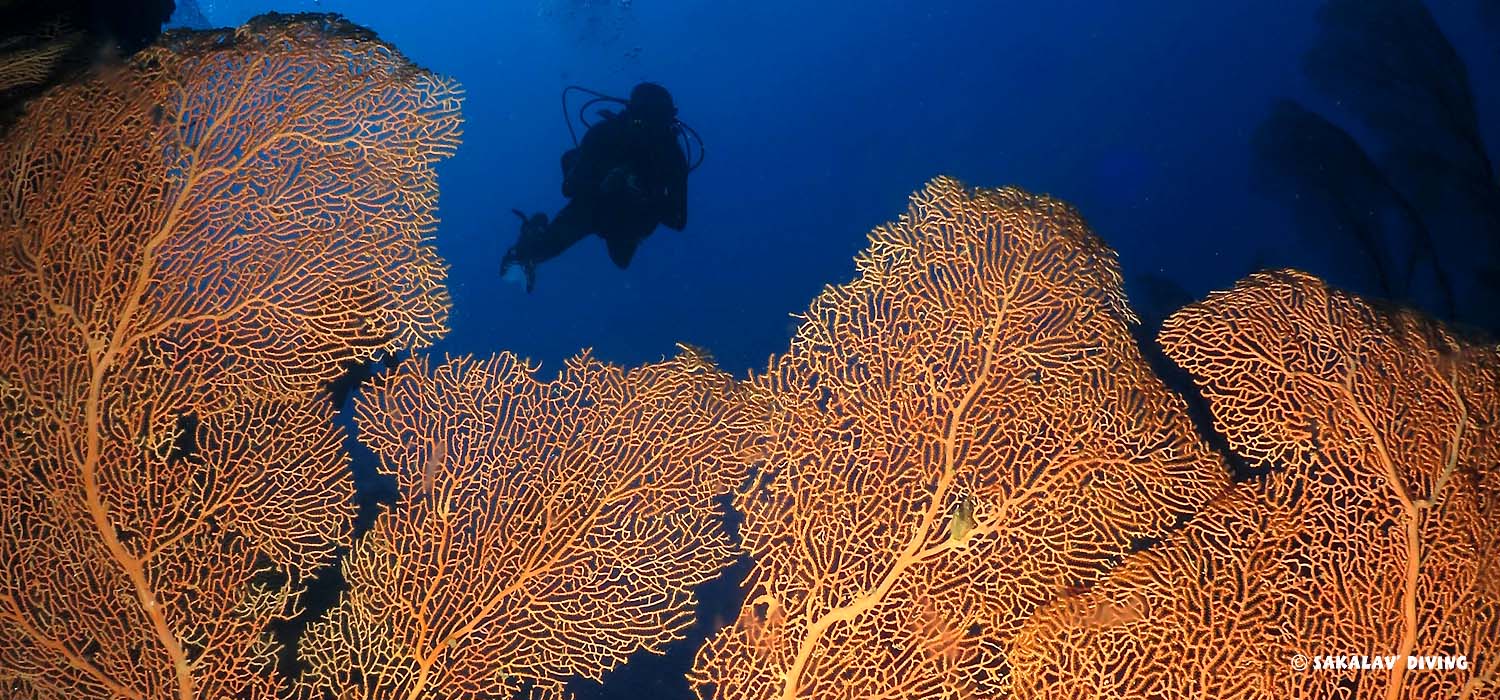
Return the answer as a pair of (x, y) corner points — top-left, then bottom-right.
(601, 167), (626, 193)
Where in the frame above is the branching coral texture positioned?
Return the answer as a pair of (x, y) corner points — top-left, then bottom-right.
(4, 10), (1494, 696)
(298, 349), (761, 700)
(1010, 270), (1500, 699)
(690, 177), (1231, 699)
(0, 14), (459, 700)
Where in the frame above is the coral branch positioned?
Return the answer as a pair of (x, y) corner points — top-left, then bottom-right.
(1011, 270), (1500, 698)
(0, 14), (459, 699)
(298, 349), (761, 700)
(691, 177), (1229, 699)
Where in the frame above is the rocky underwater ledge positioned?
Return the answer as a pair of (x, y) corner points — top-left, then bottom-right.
(0, 12), (1495, 700)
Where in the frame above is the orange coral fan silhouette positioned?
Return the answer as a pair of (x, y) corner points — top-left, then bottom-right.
(0, 23), (82, 97)
(690, 177), (1230, 699)
(1010, 270), (1500, 699)
(298, 348), (761, 700)
(0, 14), (460, 700)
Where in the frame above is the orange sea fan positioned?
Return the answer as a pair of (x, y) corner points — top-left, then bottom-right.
(690, 176), (1230, 699)
(1010, 270), (1500, 699)
(0, 22), (82, 98)
(297, 349), (763, 700)
(0, 14), (459, 700)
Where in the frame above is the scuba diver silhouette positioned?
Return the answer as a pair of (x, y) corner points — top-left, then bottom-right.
(502, 82), (704, 292)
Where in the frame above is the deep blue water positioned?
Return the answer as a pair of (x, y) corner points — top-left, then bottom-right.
(187, 0), (1498, 378)
(171, 1), (1499, 696)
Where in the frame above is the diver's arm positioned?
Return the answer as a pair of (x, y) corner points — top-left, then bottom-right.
(562, 119), (620, 199)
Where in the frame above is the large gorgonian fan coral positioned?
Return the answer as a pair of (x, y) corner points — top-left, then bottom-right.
(1010, 270), (1500, 699)
(0, 14), (460, 700)
(690, 177), (1231, 699)
(298, 349), (762, 700)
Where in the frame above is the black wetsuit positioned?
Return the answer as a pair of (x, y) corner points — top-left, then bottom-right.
(503, 108), (688, 290)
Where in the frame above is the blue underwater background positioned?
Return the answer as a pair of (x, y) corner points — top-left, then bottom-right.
(150, 0), (1498, 696)
(187, 0), (1500, 380)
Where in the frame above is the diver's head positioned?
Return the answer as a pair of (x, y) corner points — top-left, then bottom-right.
(627, 82), (677, 126)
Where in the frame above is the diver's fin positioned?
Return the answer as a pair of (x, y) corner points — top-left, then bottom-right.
(524, 262), (536, 293)
(500, 247), (516, 277)
(512, 208), (529, 223)
(605, 236), (639, 269)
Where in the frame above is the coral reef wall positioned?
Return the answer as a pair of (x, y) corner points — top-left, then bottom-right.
(1, 10), (1495, 699)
